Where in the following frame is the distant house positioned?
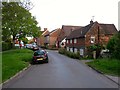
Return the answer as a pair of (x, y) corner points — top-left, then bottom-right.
(56, 25), (82, 48)
(37, 28), (49, 47)
(44, 28), (61, 48)
(66, 20), (118, 57)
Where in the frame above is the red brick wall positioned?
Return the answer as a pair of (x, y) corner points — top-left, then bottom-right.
(85, 22), (114, 48)
(49, 29), (61, 46)
(66, 38), (85, 48)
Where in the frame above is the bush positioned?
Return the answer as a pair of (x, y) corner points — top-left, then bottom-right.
(58, 48), (66, 54)
(2, 42), (12, 51)
(107, 31), (120, 59)
(58, 48), (80, 59)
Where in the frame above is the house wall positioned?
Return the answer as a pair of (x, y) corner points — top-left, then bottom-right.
(66, 22), (117, 57)
(44, 35), (49, 45)
(85, 23), (115, 56)
(39, 30), (49, 46)
(49, 29), (61, 48)
(39, 36), (44, 46)
(49, 37), (57, 46)
(85, 23), (114, 48)
(66, 38), (85, 56)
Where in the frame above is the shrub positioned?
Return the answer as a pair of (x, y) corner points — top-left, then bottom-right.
(2, 42), (12, 51)
(107, 31), (120, 59)
(59, 48), (80, 59)
(58, 48), (66, 54)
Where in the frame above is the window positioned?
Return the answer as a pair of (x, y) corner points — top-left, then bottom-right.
(67, 47), (69, 51)
(80, 49), (84, 56)
(70, 39), (72, 44)
(66, 40), (69, 43)
(91, 36), (95, 43)
(70, 48), (73, 52)
(74, 39), (77, 43)
(74, 48), (78, 53)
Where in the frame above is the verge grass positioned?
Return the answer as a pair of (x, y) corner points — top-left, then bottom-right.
(86, 58), (120, 76)
(2, 49), (33, 83)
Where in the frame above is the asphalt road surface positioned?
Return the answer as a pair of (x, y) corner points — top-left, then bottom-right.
(3, 50), (118, 88)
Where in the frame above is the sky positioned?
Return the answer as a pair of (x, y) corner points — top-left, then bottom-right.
(30, 0), (119, 31)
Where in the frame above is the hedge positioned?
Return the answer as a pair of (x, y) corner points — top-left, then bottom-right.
(2, 42), (12, 51)
(59, 48), (80, 59)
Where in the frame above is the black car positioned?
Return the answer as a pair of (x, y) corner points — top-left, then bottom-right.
(32, 50), (48, 64)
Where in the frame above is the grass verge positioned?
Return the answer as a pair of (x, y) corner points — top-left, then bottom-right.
(2, 49), (33, 83)
(86, 58), (120, 76)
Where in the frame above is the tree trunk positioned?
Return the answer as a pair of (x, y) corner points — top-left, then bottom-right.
(12, 35), (16, 48)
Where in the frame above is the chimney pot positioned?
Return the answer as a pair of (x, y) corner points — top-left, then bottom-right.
(44, 28), (47, 31)
(90, 20), (93, 24)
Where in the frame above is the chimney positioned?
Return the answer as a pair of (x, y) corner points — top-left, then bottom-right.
(90, 19), (93, 24)
(44, 28), (47, 31)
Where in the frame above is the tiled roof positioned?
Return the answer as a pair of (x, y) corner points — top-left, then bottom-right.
(57, 25), (82, 41)
(44, 30), (56, 36)
(41, 30), (49, 36)
(99, 24), (117, 35)
(66, 22), (118, 39)
(66, 23), (94, 39)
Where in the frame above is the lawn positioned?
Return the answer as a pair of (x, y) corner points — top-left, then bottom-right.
(0, 52), (2, 84)
(86, 58), (120, 76)
(2, 49), (33, 83)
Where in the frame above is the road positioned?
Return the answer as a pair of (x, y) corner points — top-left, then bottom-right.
(3, 50), (118, 88)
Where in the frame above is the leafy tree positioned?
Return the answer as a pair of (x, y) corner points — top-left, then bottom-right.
(2, 2), (41, 46)
(107, 31), (120, 59)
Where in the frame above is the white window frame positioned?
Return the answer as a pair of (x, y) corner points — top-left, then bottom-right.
(67, 47), (69, 51)
(91, 36), (95, 43)
(74, 48), (77, 53)
(80, 49), (84, 56)
(70, 48), (73, 52)
(70, 39), (72, 44)
(74, 39), (77, 43)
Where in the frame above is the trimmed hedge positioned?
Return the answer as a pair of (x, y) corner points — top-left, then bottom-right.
(2, 42), (12, 51)
(59, 48), (80, 59)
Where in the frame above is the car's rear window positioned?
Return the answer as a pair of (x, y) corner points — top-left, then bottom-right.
(34, 51), (45, 56)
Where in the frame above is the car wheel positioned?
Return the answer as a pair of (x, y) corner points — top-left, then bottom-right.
(45, 59), (48, 63)
(31, 59), (35, 65)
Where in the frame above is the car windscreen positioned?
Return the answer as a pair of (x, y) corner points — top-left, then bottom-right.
(34, 51), (45, 56)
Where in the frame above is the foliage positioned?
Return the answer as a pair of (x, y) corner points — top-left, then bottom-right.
(58, 48), (80, 59)
(2, 2), (41, 44)
(2, 42), (12, 51)
(19, 37), (28, 44)
(88, 44), (102, 51)
(87, 44), (102, 58)
(86, 59), (120, 76)
(2, 49), (33, 83)
(107, 31), (120, 59)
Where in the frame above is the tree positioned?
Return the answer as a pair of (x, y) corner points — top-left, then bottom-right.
(2, 2), (41, 46)
(107, 31), (120, 59)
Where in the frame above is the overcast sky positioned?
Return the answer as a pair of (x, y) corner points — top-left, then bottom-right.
(30, 0), (119, 31)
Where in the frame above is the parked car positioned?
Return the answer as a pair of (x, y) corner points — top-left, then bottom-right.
(32, 45), (39, 51)
(32, 50), (48, 64)
(100, 49), (110, 58)
(25, 44), (33, 49)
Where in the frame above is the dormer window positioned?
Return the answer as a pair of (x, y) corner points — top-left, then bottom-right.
(91, 36), (95, 43)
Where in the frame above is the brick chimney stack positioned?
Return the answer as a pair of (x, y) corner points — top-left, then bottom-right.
(44, 28), (47, 31)
(90, 20), (93, 24)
